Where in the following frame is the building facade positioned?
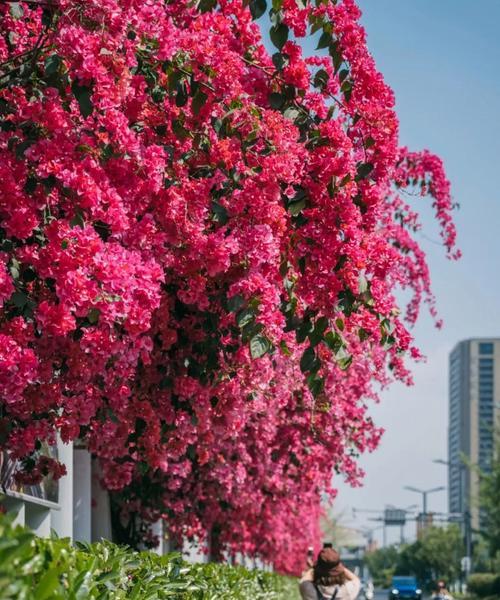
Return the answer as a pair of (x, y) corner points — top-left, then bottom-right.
(449, 338), (500, 531)
(0, 441), (207, 562)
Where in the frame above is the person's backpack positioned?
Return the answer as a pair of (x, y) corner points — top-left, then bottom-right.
(314, 585), (339, 600)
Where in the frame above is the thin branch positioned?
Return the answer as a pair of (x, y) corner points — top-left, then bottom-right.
(0, 45), (47, 70)
(0, 0), (56, 5)
(173, 65), (216, 93)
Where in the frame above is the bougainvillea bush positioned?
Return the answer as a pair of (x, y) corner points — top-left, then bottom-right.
(0, 0), (458, 573)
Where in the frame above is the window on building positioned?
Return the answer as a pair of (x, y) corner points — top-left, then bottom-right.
(479, 343), (494, 355)
(479, 359), (494, 368)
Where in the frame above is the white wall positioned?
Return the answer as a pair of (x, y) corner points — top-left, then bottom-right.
(51, 439), (73, 539)
(73, 448), (91, 542)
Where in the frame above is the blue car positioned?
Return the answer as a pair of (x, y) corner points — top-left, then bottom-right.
(389, 576), (423, 600)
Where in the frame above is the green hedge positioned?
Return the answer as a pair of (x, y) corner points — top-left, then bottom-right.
(467, 573), (500, 598)
(0, 514), (299, 599)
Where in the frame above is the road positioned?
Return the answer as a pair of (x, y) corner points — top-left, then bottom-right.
(373, 590), (428, 600)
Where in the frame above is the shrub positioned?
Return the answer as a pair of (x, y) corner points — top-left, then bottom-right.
(467, 573), (500, 598)
(0, 514), (299, 599)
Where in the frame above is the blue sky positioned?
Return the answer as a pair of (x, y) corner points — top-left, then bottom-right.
(332, 0), (500, 545)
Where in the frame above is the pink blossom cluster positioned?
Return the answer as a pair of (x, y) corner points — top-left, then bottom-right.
(0, 0), (458, 574)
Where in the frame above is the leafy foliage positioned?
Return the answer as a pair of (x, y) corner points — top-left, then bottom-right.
(467, 573), (500, 598)
(478, 432), (500, 559)
(0, 513), (300, 599)
(366, 526), (463, 590)
(0, 0), (458, 573)
(364, 545), (399, 588)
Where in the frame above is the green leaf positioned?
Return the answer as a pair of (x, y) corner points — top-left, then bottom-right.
(45, 54), (61, 77)
(9, 2), (23, 19)
(358, 273), (368, 294)
(283, 106), (299, 120)
(365, 136), (376, 148)
(175, 81), (188, 107)
(241, 321), (263, 344)
(70, 210), (85, 229)
(167, 69), (183, 93)
(42, 7), (53, 26)
(287, 197), (306, 216)
(307, 373), (324, 397)
(353, 193), (367, 214)
(35, 567), (61, 600)
(172, 119), (189, 140)
(211, 200), (228, 224)
(313, 68), (329, 89)
(356, 162), (374, 180)
(300, 346), (319, 373)
(341, 80), (353, 102)
(310, 14), (325, 35)
(309, 316), (328, 347)
(73, 564), (97, 599)
(249, 0), (267, 19)
(87, 307), (100, 324)
(9, 258), (20, 280)
(250, 334), (272, 359)
(237, 308), (255, 328)
(324, 331), (343, 354)
(287, 188), (308, 216)
(358, 327), (370, 342)
(15, 139), (33, 160)
(296, 319), (312, 343)
(339, 173), (351, 187)
(227, 295), (245, 312)
(71, 81), (93, 118)
(316, 31), (332, 50)
(335, 348), (353, 370)
(329, 41), (343, 71)
(280, 340), (292, 356)
(198, 0), (217, 11)
(11, 291), (27, 308)
(269, 92), (285, 110)
(24, 176), (37, 195)
(272, 52), (288, 71)
(270, 23), (289, 50)
(192, 90), (208, 115)
(338, 68), (349, 83)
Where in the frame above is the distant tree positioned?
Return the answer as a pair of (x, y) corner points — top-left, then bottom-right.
(478, 432), (500, 560)
(365, 545), (399, 587)
(365, 526), (463, 589)
(396, 526), (463, 587)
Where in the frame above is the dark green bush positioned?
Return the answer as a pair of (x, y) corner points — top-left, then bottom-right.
(467, 573), (500, 598)
(0, 514), (299, 599)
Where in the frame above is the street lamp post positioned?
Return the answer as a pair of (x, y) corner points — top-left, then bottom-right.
(404, 486), (445, 539)
(433, 458), (472, 577)
(404, 485), (445, 516)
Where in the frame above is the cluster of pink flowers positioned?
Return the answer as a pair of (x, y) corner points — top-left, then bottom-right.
(0, 0), (457, 573)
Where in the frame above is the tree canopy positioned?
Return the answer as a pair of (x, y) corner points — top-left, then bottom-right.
(0, 0), (458, 573)
(479, 432), (500, 561)
(366, 526), (463, 588)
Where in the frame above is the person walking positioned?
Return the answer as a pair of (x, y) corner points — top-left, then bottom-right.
(431, 580), (453, 600)
(299, 547), (361, 600)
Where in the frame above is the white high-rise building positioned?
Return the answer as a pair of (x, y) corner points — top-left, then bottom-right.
(449, 338), (500, 531)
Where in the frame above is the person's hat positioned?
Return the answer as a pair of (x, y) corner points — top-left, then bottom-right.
(315, 548), (343, 578)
